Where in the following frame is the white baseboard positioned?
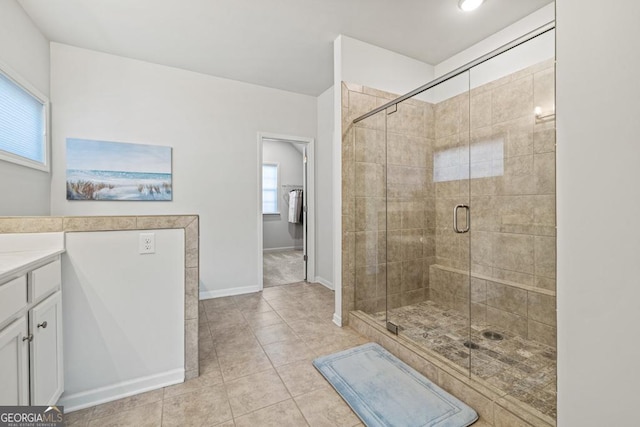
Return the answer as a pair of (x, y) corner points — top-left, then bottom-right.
(262, 246), (303, 253)
(59, 369), (184, 412)
(200, 285), (261, 300)
(314, 276), (334, 290)
(333, 313), (342, 327)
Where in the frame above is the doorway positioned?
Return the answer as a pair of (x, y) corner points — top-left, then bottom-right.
(258, 133), (315, 289)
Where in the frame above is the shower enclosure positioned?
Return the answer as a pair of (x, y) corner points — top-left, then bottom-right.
(343, 27), (556, 421)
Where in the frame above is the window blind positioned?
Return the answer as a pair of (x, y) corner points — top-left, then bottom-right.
(0, 71), (46, 165)
(262, 164), (278, 213)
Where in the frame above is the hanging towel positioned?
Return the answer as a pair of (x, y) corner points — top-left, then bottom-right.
(288, 190), (299, 223)
(288, 189), (303, 224)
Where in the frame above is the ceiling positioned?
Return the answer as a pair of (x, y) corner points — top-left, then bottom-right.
(18, 0), (553, 96)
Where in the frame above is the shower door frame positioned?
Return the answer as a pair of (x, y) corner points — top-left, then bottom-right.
(351, 22), (555, 126)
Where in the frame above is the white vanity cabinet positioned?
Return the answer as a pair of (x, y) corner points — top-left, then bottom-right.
(0, 257), (64, 406)
(0, 314), (29, 405)
(29, 289), (63, 405)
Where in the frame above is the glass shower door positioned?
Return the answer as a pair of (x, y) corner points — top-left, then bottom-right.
(467, 42), (557, 419)
(385, 71), (473, 374)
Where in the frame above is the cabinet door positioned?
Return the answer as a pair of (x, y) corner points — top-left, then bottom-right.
(0, 316), (29, 405)
(30, 291), (63, 405)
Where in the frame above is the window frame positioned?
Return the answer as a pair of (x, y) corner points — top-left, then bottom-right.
(262, 162), (279, 215)
(0, 61), (50, 172)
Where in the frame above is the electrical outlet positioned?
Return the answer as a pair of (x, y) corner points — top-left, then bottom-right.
(139, 233), (155, 254)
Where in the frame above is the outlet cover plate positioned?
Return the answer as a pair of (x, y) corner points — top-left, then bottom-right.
(139, 232), (155, 254)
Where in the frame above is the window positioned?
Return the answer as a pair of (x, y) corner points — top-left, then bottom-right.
(0, 66), (49, 171)
(262, 163), (278, 214)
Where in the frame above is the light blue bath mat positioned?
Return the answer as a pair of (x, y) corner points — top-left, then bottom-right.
(313, 343), (478, 427)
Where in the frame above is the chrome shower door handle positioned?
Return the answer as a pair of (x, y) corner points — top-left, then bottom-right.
(453, 204), (470, 233)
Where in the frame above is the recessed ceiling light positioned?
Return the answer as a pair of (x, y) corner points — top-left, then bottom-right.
(458, 0), (485, 12)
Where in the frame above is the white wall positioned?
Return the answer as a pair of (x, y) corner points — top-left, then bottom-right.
(315, 86), (333, 287)
(332, 41), (344, 324)
(0, 1), (49, 98)
(0, 0), (51, 216)
(556, 0), (640, 425)
(60, 229), (184, 410)
(262, 140), (303, 250)
(49, 43), (317, 299)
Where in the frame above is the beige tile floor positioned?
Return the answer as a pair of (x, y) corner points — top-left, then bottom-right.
(64, 282), (369, 427)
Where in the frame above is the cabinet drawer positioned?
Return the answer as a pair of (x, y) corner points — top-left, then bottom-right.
(29, 260), (61, 302)
(0, 276), (27, 323)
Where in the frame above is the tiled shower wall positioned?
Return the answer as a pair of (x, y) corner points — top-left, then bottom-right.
(430, 59), (556, 346)
(342, 59), (556, 347)
(386, 96), (437, 312)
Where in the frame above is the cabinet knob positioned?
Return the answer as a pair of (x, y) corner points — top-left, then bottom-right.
(37, 321), (48, 329)
(22, 334), (33, 342)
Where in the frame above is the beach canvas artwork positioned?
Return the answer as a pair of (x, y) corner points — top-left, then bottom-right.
(66, 138), (172, 201)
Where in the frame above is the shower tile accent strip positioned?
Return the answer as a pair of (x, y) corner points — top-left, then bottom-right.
(0, 215), (200, 380)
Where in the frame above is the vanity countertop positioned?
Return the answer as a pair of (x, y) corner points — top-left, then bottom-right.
(0, 232), (65, 283)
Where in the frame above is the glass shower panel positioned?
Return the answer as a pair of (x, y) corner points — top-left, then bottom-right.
(468, 36), (557, 419)
(385, 71), (472, 375)
(352, 108), (387, 321)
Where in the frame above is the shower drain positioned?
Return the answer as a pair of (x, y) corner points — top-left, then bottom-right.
(482, 331), (504, 341)
(463, 341), (480, 349)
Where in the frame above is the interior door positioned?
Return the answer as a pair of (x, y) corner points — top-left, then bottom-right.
(302, 145), (308, 281)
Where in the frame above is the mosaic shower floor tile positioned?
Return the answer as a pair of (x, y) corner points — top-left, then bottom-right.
(374, 300), (557, 419)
